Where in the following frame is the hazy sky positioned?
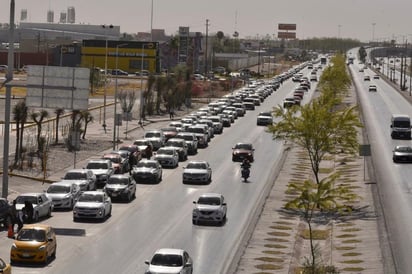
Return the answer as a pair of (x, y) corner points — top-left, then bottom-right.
(1, 0), (411, 42)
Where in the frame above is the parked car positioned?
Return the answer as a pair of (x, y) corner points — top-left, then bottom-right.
(133, 139), (154, 159)
(73, 191), (112, 221)
(131, 159), (163, 183)
(232, 142), (254, 162)
(182, 161), (212, 184)
(111, 69), (128, 76)
(161, 127), (179, 142)
(0, 258), (11, 274)
(62, 169), (97, 191)
(145, 248), (193, 274)
(45, 181), (81, 210)
(102, 152), (129, 174)
(14, 193), (53, 222)
(154, 147), (179, 168)
(393, 145), (412, 163)
(85, 159), (114, 188)
(0, 198), (12, 228)
(175, 132), (198, 155)
(104, 174), (136, 202)
(192, 193), (227, 225)
(256, 111), (273, 126)
(10, 224), (57, 265)
(165, 138), (189, 161)
(117, 144), (142, 167)
(144, 130), (166, 151)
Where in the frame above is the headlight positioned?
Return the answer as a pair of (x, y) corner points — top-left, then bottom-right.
(39, 245), (46, 251)
(11, 244), (17, 250)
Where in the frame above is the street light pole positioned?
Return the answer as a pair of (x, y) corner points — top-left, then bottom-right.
(139, 44), (145, 125)
(113, 43), (128, 150)
(102, 24), (113, 128)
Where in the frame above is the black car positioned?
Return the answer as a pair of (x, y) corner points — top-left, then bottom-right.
(393, 145), (412, 163)
(0, 198), (12, 227)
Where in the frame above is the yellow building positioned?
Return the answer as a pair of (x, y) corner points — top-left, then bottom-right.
(81, 40), (159, 74)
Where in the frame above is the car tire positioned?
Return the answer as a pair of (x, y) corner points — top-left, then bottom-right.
(132, 190), (136, 199)
(34, 212), (39, 222)
(47, 207), (52, 217)
(101, 210), (106, 222)
(73, 217), (79, 222)
(192, 219), (197, 225)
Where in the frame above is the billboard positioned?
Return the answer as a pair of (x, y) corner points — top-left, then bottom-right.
(278, 23), (296, 31)
(277, 32), (296, 39)
(178, 26), (190, 64)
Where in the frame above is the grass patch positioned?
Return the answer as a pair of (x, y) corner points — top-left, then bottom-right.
(270, 225), (293, 230)
(341, 267), (365, 271)
(255, 257), (284, 263)
(264, 237), (289, 242)
(264, 244), (288, 249)
(342, 239), (361, 244)
(335, 246), (356, 251)
(337, 222), (354, 227)
(267, 231), (290, 237)
(336, 234), (356, 238)
(254, 264), (283, 270)
(342, 228), (361, 232)
(340, 259), (364, 264)
(319, 167), (333, 174)
(323, 155), (335, 160)
(262, 250), (285, 255)
(342, 252), (362, 257)
(274, 221), (294, 226)
(301, 229), (329, 240)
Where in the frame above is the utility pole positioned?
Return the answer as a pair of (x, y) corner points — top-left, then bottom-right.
(204, 19), (209, 74)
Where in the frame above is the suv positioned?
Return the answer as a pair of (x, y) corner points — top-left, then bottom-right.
(144, 130), (166, 151)
(186, 125), (209, 148)
(232, 142), (255, 162)
(131, 159), (163, 183)
(175, 132), (198, 155)
(165, 138), (189, 161)
(62, 169), (97, 191)
(104, 174), (136, 202)
(14, 193), (53, 222)
(208, 116), (223, 134)
(85, 159), (114, 188)
(73, 191), (112, 221)
(45, 181), (81, 210)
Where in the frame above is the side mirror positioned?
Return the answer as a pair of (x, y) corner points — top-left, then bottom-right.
(145, 260), (150, 265)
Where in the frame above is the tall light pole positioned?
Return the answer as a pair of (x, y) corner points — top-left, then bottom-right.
(2, 0), (15, 198)
(113, 43), (128, 150)
(372, 23), (376, 43)
(150, 0), (153, 41)
(102, 24), (113, 128)
(139, 43), (146, 125)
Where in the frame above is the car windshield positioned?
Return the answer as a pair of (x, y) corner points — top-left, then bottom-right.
(47, 185), (71, 194)
(78, 194), (103, 203)
(103, 156), (121, 163)
(15, 196), (38, 205)
(145, 132), (161, 138)
(162, 128), (177, 132)
(157, 149), (174, 155)
(259, 112), (271, 117)
(136, 162), (157, 168)
(64, 172), (87, 180)
(187, 127), (204, 134)
(151, 254), (183, 267)
(166, 141), (182, 147)
(235, 143), (252, 150)
(107, 177), (129, 185)
(198, 197), (221, 205)
(394, 121), (410, 128)
(187, 163), (207, 169)
(133, 141), (147, 146)
(178, 135), (194, 141)
(86, 163), (109, 169)
(396, 146), (412, 153)
(17, 228), (46, 242)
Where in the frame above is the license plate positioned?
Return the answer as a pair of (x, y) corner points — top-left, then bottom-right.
(112, 193), (118, 197)
(22, 253), (31, 257)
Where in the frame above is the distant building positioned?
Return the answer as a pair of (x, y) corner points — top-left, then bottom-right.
(67, 7), (75, 24)
(47, 10), (54, 23)
(21, 9), (28, 22)
(59, 11), (67, 23)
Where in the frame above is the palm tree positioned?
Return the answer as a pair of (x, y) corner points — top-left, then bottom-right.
(30, 110), (49, 152)
(54, 108), (65, 144)
(12, 101), (28, 166)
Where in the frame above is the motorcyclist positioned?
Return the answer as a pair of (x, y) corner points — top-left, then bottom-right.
(241, 158), (251, 169)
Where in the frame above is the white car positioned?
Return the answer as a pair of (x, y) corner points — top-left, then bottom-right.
(73, 191), (112, 221)
(154, 147), (179, 168)
(145, 248), (193, 274)
(182, 161), (212, 184)
(256, 111), (273, 126)
(368, 85), (377, 92)
(45, 181), (81, 210)
(15, 193), (54, 222)
(192, 193), (227, 225)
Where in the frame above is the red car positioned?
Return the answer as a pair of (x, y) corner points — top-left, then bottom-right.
(118, 144), (143, 167)
(102, 153), (127, 174)
(232, 143), (254, 162)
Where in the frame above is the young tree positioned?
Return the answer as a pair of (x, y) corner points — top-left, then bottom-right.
(80, 110), (94, 139)
(30, 110), (49, 153)
(54, 108), (65, 144)
(12, 100), (28, 166)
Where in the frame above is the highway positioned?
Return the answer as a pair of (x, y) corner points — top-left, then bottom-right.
(0, 65), (319, 273)
(350, 52), (412, 273)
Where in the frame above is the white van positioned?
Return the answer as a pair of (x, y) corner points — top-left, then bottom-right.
(391, 114), (411, 139)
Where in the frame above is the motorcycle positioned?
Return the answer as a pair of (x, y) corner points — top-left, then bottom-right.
(241, 164), (250, 182)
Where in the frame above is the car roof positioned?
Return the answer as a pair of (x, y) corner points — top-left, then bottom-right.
(138, 159), (159, 164)
(17, 192), (43, 197)
(187, 160), (208, 164)
(20, 224), (52, 230)
(50, 181), (76, 186)
(109, 174), (130, 179)
(154, 248), (185, 256)
(80, 191), (104, 195)
(67, 169), (89, 173)
(199, 193), (222, 199)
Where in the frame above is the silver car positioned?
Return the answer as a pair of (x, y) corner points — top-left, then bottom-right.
(145, 248), (193, 274)
(131, 159), (163, 183)
(46, 181), (81, 210)
(73, 191), (112, 222)
(256, 111), (273, 126)
(154, 147), (179, 168)
(182, 161), (212, 184)
(15, 193), (54, 222)
(192, 193), (227, 226)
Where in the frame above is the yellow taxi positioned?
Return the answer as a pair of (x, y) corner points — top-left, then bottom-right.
(0, 258), (11, 274)
(10, 224), (57, 265)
